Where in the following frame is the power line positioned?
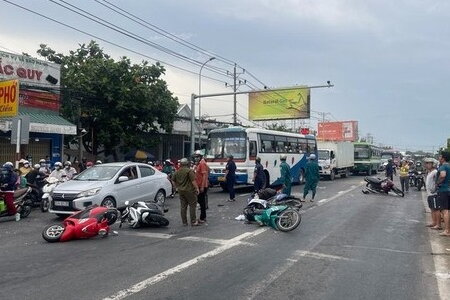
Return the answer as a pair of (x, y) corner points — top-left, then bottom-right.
(95, 0), (238, 68)
(50, 0), (232, 79)
(1, 0), (230, 85)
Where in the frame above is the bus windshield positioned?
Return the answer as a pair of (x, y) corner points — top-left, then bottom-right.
(355, 147), (370, 159)
(206, 131), (247, 160)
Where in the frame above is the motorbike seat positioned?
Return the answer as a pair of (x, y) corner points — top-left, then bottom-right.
(14, 188), (29, 198)
(366, 177), (383, 184)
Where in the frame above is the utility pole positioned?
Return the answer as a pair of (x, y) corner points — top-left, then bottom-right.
(233, 63), (237, 125)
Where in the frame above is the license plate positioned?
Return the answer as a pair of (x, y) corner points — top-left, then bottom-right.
(218, 176), (225, 182)
(54, 201), (69, 207)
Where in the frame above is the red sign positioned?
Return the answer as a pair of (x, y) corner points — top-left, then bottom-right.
(19, 90), (60, 111)
(300, 128), (310, 135)
(317, 121), (358, 141)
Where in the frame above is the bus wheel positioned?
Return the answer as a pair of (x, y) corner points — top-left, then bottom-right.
(220, 183), (228, 192)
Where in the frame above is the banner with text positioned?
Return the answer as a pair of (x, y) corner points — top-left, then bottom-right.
(248, 87), (310, 121)
(317, 121), (358, 142)
(0, 79), (19, 117)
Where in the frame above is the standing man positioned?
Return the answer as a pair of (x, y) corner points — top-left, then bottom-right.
(279, 154), (292, 196)
(253, 157), (266, 193)
(194, 150), (209, 223)
(399, 160), (410, 193)
(424, 158), (441, 230)
(172, 158), (200, 226)
(225, 155), (236, 202)
(385, 159), (396, 181)
(303, 154), (319, 202)
(436, 151), (450, 237)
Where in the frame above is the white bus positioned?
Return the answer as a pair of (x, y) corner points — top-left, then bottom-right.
(205, 127), (318, 190)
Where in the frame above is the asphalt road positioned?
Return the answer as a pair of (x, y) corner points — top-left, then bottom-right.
(0, 174), (447, 300)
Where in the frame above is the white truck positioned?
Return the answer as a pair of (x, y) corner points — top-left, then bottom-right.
(317, 141), (355, 180)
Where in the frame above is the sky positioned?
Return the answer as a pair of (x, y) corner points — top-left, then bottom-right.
(0, 0), (449, 152)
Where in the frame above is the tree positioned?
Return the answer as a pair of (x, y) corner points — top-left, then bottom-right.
(265, 123), (291, 132)
(37, 41), (179, 159)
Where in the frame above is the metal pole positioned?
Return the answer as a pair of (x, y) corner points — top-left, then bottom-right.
(233, 63), (237, 125)
(190, 93), (196, 155)
(198, 57), (215, 149)
(15, 118), (21, 169)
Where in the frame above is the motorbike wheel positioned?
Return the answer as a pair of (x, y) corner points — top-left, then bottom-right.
(19, 205), (32, 218)
(158, 218), (169, 227)
(276, 209), (301, 232)
(42, 224), (65, 242)
(392, 187), (405, 197)
(40, 199), (50, 212)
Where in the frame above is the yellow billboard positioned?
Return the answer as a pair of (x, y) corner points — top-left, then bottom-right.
(0, 79), (19, 118)
(248, 87), (310, 121)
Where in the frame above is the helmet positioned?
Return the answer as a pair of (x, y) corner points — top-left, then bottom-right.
(309, 154), (316, 160)
(280, 154), (287, 160)
(194, 150), (203, 156)
(2, 163), (13, 171)
(39, 159), (46, 163)
(33, 164), (40, 169)
(64, 161), (72, 167)
(255, 157), (261, 163)
(54, 162), (63, 168)
(180, 158), (189, 166)
(19, 158), (26, 164)
(95, 160), (102, 164)
(4, 162), (13, 168)
(86, 162), (94, 167)
(23, 160), (29, 165)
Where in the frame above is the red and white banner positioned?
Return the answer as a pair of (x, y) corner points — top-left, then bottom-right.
(317, 121), (358, 141)
(19, 90), (60, 111)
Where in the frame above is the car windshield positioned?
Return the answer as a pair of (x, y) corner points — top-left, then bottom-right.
(354, 147), (370, 159)
(206, 131), (246, 160)
(318, 150), (330, 160)
(74, 166), (122, 181)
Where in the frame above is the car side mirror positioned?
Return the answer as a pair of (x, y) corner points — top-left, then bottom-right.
(118, 176), (129, 183)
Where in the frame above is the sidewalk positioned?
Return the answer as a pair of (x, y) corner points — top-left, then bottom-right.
(421, 191), (450, 300)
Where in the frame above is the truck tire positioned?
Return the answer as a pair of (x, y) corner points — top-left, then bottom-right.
(341, 168), (349, 178)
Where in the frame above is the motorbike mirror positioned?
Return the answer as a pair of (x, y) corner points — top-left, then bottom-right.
(124, 200), (130, 206)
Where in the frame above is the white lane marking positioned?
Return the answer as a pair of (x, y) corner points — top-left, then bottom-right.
(296, 250), (356, 261)
(317, 184), (364, 207)
(178, 236), (255, 246)
(341, 245), (423, 255)
(421, 191), (450, 300)
(104, 228), (267, 300)
(121, 232), (174, 239)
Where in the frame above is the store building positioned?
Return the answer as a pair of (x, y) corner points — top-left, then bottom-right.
(0, 50), (76, 164)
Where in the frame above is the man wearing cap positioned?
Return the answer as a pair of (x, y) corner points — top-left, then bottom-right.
(279, 154), (292, 196)
(172, 158), (200, 226)
(194, 150), (209, 223)
(303, 154), (320, 202)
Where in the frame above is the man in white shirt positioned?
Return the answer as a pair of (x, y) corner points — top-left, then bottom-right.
(425, 158), (441, 230)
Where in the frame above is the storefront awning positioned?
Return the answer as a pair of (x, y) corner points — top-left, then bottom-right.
(0, 107), (76, 135)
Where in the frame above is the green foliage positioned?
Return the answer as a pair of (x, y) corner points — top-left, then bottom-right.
(37, 41), (179, 157)
(265, 123), (291, 132)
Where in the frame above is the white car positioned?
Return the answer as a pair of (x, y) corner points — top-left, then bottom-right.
(48, 162), (172, 217)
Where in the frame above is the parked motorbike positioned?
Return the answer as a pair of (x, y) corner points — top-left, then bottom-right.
(40, 177), (65, 212)
(42, 205), (119, 243)
(120, 200), (169, 228)
(362, 176), (404, 197)
(415, 171), (425, 191)
(243, 189), (302, 232)
(0, 188), (33, 219)
(408, 171), (416, 187)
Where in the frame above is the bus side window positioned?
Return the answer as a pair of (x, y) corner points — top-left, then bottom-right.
(249, 141), (257, 158)
(298, 138), (308, 153)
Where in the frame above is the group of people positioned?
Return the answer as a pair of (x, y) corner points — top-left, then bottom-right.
(0, 157), (95, 221)
(171, 151), (209, 226)
(425, 151), (450, 237)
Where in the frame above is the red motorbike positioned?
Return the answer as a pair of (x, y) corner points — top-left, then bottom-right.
(362, 176), (404, 197)
(42, 205), (119, 243)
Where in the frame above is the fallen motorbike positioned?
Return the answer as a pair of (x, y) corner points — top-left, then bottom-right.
(0, 188), (33, 219)
(362, 176), (404, 197)
(415, 171), (425, 191)
(40, 176), (65, 212)
(42, 205), (119, 242)
(243, 188), (302, 232)
(120, 200), (169, 228)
